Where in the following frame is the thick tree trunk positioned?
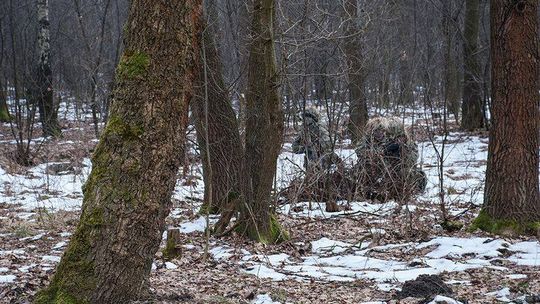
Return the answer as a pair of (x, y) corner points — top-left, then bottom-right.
(239, 0), (288, 243)
(343, 0), (368, 143)
(475, 0), (540, 235)
(461, 0), (484, 130)
(193, 12), (244, 215)
(35, 1), (202, 303)
(36, 0), (60, 137)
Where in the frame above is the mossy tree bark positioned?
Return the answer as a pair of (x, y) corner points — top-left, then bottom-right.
(35, 1), (202, 303)
(461, 0), (484, 131)
(343, 0), (368, 143)
(475, 0), (540, 235)
(36, 0), (60, 137)
(192, 2), (245, 215)
(238, 0), (288, 244)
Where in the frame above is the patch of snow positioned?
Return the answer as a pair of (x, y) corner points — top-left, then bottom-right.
(178, 216), (217, 233)
(0, 275), (16, 283)
(428, 295), (463, 304)
(445, 279), (471, 285)
(376, 283), (399, 291)
(244, 264), (287, 281)
(52, 241), (67, 250)
(242, 236), (540, 284)
(0, 249), (25, 256)
(18, 264), (37, 273)
(487, 287), (511, 302)
(41, 255), (61, 263)
(508, 241), (540, 266)
(417, 237), (508, 259)
(311, 237), (353, 254)
(210, 246), (234, 261)
(505, 274), (527, 279)
(279, 201), (397, 219)
(165, 262), (177, 269)
(252, 294), (281, 304)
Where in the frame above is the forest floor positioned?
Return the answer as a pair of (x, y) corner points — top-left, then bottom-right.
(0, 104), (539, 303)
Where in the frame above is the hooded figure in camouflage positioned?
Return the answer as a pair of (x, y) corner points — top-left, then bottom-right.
(292, 109), (338, 170)
(290, 108), (343, 212)
(355, 117), (426, 202)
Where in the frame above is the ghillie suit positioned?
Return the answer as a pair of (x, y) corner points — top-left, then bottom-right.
(291, 109), (338, 170)
(288, 109), (347, 212)
(354, 117), (426, 202)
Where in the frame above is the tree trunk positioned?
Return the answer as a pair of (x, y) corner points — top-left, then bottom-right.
(36, 0), (60, 137)
(35, 1), (202, 303)
(461, 0), (484, 130)
(238, 0), (288, 244)
(0, 80), (8, 122)
(442, 0), (461, 124)
(475, 0), (540, 235)
(343, 0), (368, 143)
(193, 10), (244, 215)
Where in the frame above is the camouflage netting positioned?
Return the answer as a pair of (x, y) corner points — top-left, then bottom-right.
(354, 116), (426, 202)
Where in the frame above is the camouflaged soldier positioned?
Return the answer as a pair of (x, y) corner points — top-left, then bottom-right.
(292, 108), (339, 170)
(355, 117), (426, 201)
(291, 108), (344, 212)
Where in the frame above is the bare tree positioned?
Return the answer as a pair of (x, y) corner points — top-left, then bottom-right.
(461, 0), (484, 130)
(36, 0), (60, 137)
(475, 0), (540, 235)
(344, 0), (368, 143)
(193, 1), (244, 215)
(238, 0), (288, 243)
(35, 0), (202, 302)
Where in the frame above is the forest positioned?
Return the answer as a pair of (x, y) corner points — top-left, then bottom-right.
(0, 0), (539, 303)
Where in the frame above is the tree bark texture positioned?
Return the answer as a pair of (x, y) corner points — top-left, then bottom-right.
(36, 0), (60, 137)
(239, 0), (288, 243)
(461, 0), (484, 130)
(35, 1), (202, 303)
(442, 0), (461, 123)
(192, 13), (245, 215)
(343, 0), (368, 143)
(0, 80), (8, 122)
(480, 0), (540, 231)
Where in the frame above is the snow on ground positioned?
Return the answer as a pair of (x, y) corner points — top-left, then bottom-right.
(1, 112), (539, 302)
(207, 235), (539, 287)
(0, 158), (91, 211)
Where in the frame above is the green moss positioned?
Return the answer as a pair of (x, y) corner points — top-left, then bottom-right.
(239, 214), (289, 244)
(35, 287), (88, 304)
(441, 220), (464, 232)
(267, 214), (290, 243)
(104, 115), (144, 141)
(35, 173), (106, 303)
(117, 51), (150, 80)
(162, 237), (182, 261)
(0, 108), (10, 122)
(471, 210), (540, 236)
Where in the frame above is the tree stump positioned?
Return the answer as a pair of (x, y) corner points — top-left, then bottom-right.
(163, 228), (182, 260)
